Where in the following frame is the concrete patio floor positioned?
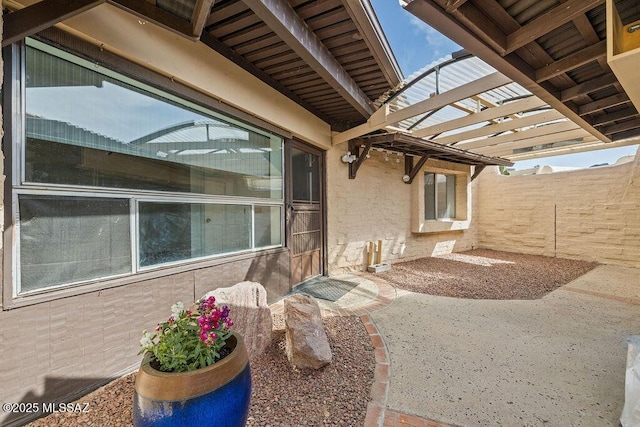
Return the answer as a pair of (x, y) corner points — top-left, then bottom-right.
(369, 265), (640, 426)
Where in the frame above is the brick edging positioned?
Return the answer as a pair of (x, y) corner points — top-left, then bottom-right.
(361, 314), (390, 427)
(270, 274), (399, 426)
(320, 275), (396, 317)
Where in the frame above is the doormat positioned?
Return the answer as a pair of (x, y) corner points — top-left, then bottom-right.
(293, 277), (359, 302)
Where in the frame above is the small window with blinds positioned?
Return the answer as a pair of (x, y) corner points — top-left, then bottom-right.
(424, 173), (456, 220)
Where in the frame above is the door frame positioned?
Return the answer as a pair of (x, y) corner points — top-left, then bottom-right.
(285, 139), (327, 287)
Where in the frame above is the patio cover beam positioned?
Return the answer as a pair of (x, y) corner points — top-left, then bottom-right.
(578, 93), (630, 116)
(506, 137), (636, 161)
(445, 0), (506, 54)
(191, 0), (216, 38)
(572, 12), (609, 71)
(403, 0), (611, 143)
(611, 129), (640, 143)
(109, 0), (195, 38)
(590, 107), (638, 127)
(455, 120), (580, 151)
(393, 73), (510, 124)
(475, 129), (592, 157)
(600, 118), (640, 137)
(412, 96), (547, 139)
(471, 95), (520, 123)
(3, 0), (106, 47)
(484, 134), (599, 158)
(333, 72), (511, 145)
(341, 0), (402, 88)
(535, 40), (607, 83)
(437, 110), (565, 145)
(503, 0), (604, 56)
(451, 0), (587, 94)
(242, 0), (374, 118)
(560, 73), (618, 103)
(445, 0), (469, 12)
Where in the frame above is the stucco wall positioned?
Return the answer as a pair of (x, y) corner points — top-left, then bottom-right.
(477, 152), (640, 267)
(0, 249), (289, 426)
(326, 144), (479, 272)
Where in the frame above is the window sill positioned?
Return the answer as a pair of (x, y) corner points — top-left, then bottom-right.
(412, 219), (470, 234)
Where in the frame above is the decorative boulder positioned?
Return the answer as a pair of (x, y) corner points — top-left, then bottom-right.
(284, 294), (332, 370)
(203, 281), (272, 362)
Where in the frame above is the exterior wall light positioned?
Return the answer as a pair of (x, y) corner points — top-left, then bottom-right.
(341, 151), (356, 163)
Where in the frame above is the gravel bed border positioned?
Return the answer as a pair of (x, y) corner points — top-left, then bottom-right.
(379, 249), (598, 300)
(27, 315), (375, 427)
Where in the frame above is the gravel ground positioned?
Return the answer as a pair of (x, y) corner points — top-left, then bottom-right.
(379, 249), (598, 300)
(246, 315), (374, 426)
(27, 315), (374, 427)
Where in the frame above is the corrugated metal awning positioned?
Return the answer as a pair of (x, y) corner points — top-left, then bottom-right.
(346, 132), (513, 183)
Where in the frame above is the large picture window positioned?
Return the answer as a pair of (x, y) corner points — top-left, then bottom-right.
(424, 173), (456, 220)
(10, 39), (284, 295)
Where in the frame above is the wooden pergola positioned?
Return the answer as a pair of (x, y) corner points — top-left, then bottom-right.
(2, 0), (403, 131)
(332, 62), (597, 163)
(399, 0), (640, 161)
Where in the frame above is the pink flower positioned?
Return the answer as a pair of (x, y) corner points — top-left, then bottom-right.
(140, 297), (235, 371)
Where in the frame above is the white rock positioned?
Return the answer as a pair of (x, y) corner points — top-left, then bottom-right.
(204, 281), (272, 361)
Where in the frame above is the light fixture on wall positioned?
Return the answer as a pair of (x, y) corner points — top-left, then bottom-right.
(402, 174), (411, 183)
(341, 151), (356, 163)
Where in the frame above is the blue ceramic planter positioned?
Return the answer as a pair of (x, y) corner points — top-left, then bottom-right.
(133, 334), (251, 427)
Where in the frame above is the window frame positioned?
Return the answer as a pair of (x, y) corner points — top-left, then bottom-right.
(411, 163), (470, 234)
(424, 172), (457, 221)
(5, 39), (287, 301)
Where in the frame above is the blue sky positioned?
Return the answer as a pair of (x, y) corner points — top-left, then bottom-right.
(369, 0), (638, 169)
(370, 0), (460, 76)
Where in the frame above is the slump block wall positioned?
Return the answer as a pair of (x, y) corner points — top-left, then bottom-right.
(477, 152), (640, 267)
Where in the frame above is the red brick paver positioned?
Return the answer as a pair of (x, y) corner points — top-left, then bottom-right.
(361, 314), (389, 426)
